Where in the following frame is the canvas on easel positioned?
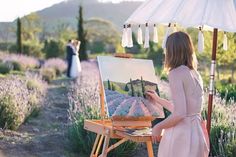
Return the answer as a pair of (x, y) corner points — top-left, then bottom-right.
(84, 56), (163, 157)
(97, 56), (164, 121)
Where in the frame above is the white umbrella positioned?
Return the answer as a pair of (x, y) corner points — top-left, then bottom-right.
(123, 0), (236, 136)
(126, 0), (236, 32)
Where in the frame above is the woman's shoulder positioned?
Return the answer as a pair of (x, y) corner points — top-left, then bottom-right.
(169, 65), (190, 77)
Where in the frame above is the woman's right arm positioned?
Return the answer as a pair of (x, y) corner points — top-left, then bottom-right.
(146, 91), (174, 112)
(152, 69), (187, 131)
(156, 97), (174, 113)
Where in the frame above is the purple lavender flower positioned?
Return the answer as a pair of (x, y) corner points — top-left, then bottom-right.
(0, 52), (39, 69)
(43, 58), (67, 75)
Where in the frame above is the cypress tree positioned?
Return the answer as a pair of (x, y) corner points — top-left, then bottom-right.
(107, 80), (111, 90)
(111, 84), (116, 91)
(16, 17), (22, 53)
(124, 84), (129, 91)
(77, 5), (88, 61)
(141, 76), (146, 98)
(130, 79), (135, 97)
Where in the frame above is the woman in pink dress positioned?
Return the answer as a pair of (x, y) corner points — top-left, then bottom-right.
(146, 31), (209, 157)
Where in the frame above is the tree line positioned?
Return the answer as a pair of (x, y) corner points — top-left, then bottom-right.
(13, 5), (88, 60)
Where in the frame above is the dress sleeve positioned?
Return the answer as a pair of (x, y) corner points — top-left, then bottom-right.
(168, 69), (187, 117)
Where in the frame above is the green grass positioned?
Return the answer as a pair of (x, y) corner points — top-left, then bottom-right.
(104, 81), (128, 94)
(10, 70), (25, 76)
(0, 74), (6, 78)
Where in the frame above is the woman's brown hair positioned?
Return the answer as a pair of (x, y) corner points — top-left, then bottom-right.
(164, 31), (197, 71)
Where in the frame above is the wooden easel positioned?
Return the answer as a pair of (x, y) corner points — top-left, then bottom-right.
(84, 53), (155, 157)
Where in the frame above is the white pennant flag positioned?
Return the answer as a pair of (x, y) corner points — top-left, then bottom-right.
(162, 25), (171, 49)
(223, 32), (228, 51)
(153, 24), (158, 43)
(198, 29), (204, 53)
(144, 24), (150, 48)
(137, 25), (143, 45)
(122, 25), (128, 47)
(127, 25), (133, 48)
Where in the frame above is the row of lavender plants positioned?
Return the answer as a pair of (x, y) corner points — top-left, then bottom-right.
(0, 51), (39, 72)
(202, 95), (236, 157)
(0, 72), (47, 130)
(67, 61), (102, 155)
(0, 52), (67, 131)
(41, 58), (67, 82)
(67, 61), (137, 157)
(0, 51), (67, 82)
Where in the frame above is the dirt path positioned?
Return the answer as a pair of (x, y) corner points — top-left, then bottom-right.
(0, 78), (76, 157)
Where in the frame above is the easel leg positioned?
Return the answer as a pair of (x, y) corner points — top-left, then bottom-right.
(90, 134), (101, 157)
(95, 135), (104, 157)
(146, 141), (154, 157)
(99, 135), (110, 157)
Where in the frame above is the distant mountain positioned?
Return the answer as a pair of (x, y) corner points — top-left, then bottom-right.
(36, 0), (141, 29)
(22, 0), (236, 30)
(0, 0), (142, 42)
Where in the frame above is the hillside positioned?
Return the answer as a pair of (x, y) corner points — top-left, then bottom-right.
(0, 0), (142, 42)
(37, 0), (141, 29)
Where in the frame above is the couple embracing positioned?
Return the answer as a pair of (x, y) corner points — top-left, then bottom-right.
(66, 39), (82, 78)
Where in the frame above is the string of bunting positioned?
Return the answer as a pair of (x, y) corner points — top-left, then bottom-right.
(122, 23), (228, 52)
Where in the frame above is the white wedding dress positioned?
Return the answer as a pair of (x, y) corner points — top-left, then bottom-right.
(70, 45), (82, 78)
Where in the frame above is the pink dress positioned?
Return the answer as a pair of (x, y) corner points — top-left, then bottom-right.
(158, 65), (209, 157)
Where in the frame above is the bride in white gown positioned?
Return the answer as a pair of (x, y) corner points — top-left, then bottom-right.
(70, 40), (82, 78)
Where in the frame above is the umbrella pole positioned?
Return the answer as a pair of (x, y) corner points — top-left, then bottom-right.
(207, 28), (218, 136)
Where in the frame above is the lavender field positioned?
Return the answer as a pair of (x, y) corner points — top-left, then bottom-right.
(0, 51), (235, 156)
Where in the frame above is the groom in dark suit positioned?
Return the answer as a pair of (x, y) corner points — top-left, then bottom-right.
(66, 39), (76, 77)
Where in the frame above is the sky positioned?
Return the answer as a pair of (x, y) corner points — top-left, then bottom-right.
(0, 0), (235, 22)
(98, 56), (157, 84)
(0, 0), (145, 22)
(0, 0), (66, 22)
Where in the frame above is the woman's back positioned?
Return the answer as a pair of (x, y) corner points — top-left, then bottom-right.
(169, 65), (204, 116)
(158, 65), (209, 157)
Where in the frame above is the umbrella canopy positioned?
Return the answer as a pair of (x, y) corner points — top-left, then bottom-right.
(123, 0), (236, 140)
(126, 0), (236, 32)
